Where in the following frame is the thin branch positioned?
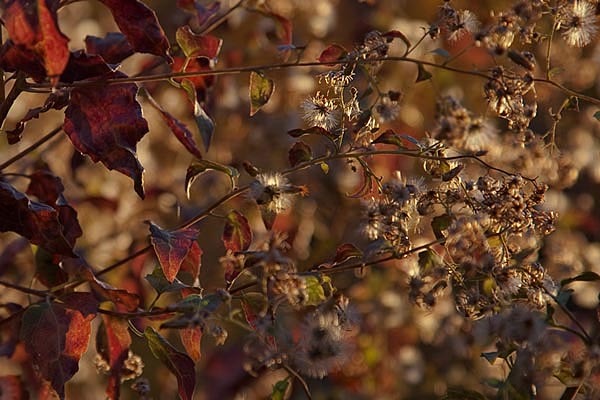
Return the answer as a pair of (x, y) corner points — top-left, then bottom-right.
(0, 71), (26, 129)
(0, 279), (50, 297)
(0, 125), (63, 171)
(282, 364), (312, 400)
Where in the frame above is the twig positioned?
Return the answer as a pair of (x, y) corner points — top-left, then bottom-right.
(0, 126), (63, 171)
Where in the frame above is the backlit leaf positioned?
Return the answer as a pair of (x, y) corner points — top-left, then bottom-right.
(372, 129), (407, 148)
(0, 40), (46, 82)
(222, 210), (252, 252)
(249, 71), (275, 116)
(0, 181), (76, 256)
(288, 141), (312, 167)
(179, 326), (202, 363)
(176, 25), (223, 60)
(185, 159), (239, 198)
(303, 276), (332, 305)
(174, 59), (215, 104)
(20, 293), (97, 398)
(431, 214), (452, 240)
(99, 0), (171, 62)
(63, 73), (149, 199)
(85, 32), (134, 64)
(180, 79), (215, 151)
(144, 92), (202, 159)
(146, 266), (192, 294)
(97, 315), (132, 400)
(1, 0), (69, 82)
(333, 243), (363, 264)
(144, 327), (196, 400)
(318, 44), (346, 64)
(148, 222), (201, 283)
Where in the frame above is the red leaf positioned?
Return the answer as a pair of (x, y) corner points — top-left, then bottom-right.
(97, 315), (132, 400)
(0, 181), (76, 256)
(85, 32), (134, 64)
(63, 73), (149, 198)
(179, 326), (202, 362)
(0, 40), (46, 82)
(145, 94), (202, 158)
(318, 44), (347, 64)
(20, 294), (97, 398)
(61, 257), (141, 312)
(176, 25), (223, 60)
(99, 0), (171, 62)
(222, 210), (252, 252)
(2, 0), (69, 82)
(172, 57), (215, 103)
(179, 242), (202, 283)
(148, 222), (201, 283)
(145, 327), (196, 400)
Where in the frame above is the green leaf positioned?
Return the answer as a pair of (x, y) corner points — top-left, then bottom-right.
(222, 210), (253, 252)
(431, 214), (452, 240)
(145, 266), (191, 294)
(416, 63), (432, 82)
(144, 327), (196, 400)
(303, 276), (332, 305)
(594, 111), (600, 121)
(185, 159), (239, 198)
(270, 378), (290, 400)
(561, 271), (600, 286)
(249, 71), (275, 116)
(372, 129), (407, 148)
(418, 249), (443, 274)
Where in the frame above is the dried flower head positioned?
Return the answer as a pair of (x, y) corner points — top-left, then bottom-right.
(301, 92), (340, 131)
(250, 172), (305, 213)
(559, 0), (598, 47)
(293, 311), (352, 378)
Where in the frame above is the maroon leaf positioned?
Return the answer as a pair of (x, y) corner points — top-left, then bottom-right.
(99, 0), (171, 62)
(333, 243), (363, 264)
(0, 181), (76, 256)
(145, 93), (202, 158)
(145, 327), (196, 400)
(20, 294), (97, 398)
(1, 0), (69, 82)
(60, 51), (115, 83)
(27, 164), (82, 248)
(318, 44), (347, 64)
(176, 25), (222, 60)
(148, 222), (201, 283)
(222, 210), (252, 252)
(61, 257), (140, 312)
(6, 89), (69, 142)
(288, 141), (312, 167)
(97, 315), (132, 400)
(179, 326), (202, 362)
(63, 73), (149, 198)
(35, 248), (68, 289)
(0, 40), (46, 82)
(85, 32), (134, 64)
